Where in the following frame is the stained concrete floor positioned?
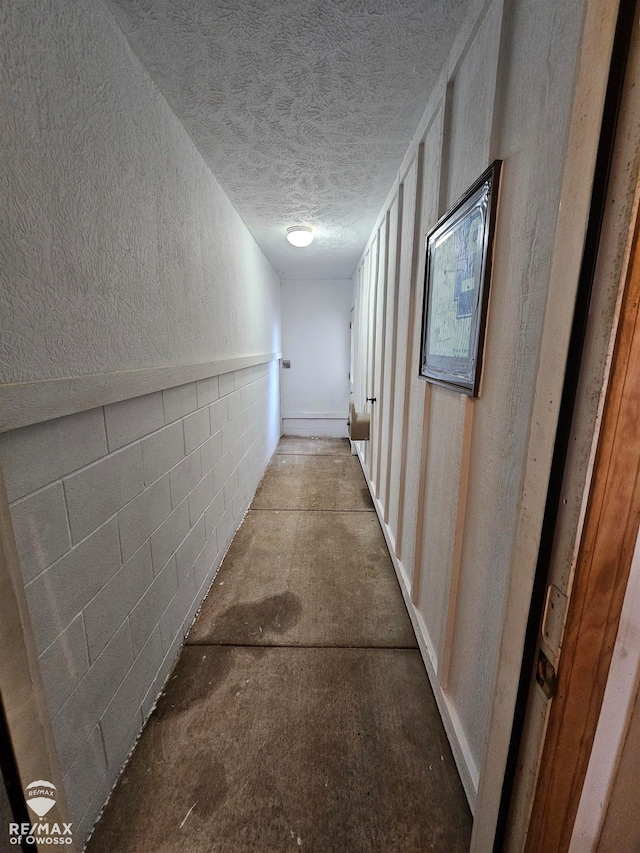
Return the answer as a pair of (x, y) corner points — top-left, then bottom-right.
(87, 437), (471, 852)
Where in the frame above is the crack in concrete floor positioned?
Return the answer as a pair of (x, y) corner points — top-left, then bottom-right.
(87, 437), (471, 852)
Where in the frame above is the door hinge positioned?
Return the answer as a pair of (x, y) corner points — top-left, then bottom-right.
(542, 584), (567, 654)
(536, 649), (557, 700)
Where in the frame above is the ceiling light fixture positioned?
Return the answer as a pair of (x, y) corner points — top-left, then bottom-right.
(286, 225), (314, 247)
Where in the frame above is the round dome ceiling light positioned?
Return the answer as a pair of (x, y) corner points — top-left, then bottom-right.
(286, 225), (314, 247)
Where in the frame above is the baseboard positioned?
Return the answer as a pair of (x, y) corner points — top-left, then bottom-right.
(355, 445), (479, 813)
(281, 412), (347, 419)
(282, 417), (348, 438)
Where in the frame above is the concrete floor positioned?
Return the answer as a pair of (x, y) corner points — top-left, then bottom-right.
(87, 437), (471, 852)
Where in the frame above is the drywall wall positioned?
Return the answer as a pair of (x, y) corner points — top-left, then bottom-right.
(507, 9), (640, 844)
(378, 198), (400, 518)
(400, 106), (443, 581)
(595, 679), (640, 850)
(387, 160), (418, 542)
(0, 0), (281, 384)
(280, 280), (351, 438)
(351, 0), (601, 846)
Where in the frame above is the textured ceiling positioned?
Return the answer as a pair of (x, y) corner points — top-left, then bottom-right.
(106, 0), (472, 279)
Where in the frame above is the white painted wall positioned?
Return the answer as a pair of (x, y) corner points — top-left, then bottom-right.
(0, 0), (282, 844)
(350, 0), (613, 848)
(280, 279), (352, 438)
(505, 8), (640, 844)
(0, 0), (281, 384)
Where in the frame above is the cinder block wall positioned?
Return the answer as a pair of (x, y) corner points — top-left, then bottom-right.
(0, 361), (277, 842)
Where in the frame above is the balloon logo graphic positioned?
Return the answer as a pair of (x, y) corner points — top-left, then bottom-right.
(25, 781), (57, 818)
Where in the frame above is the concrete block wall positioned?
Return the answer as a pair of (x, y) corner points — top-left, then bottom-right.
(0, 361), (278, 844)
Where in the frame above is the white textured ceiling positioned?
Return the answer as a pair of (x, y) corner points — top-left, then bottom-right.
(106, 0), (472, 279)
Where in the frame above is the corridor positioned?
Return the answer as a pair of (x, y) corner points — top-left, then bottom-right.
(86, 437), (471, 852)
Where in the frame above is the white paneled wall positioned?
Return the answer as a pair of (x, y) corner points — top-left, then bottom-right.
(0, 361), (279, 842)
(351, 0), (597, 847)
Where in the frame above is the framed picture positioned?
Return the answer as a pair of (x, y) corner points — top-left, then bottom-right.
(419, 160), (502, 396)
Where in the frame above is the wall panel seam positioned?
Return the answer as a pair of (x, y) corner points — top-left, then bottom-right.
(355, 443), (479, 811)
(396, 141), (426, 561)
(439, 395), (475, 689)
(382, 184), (405, 522)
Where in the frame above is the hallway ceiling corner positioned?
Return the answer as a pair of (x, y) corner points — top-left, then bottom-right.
(105, 0), (472, 280)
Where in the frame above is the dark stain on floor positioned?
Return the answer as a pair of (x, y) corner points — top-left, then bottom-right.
(186, 510), (417, 648)
(86, 438), (471, 853)
(192, 760), (228, 819)
(154, 645), (236, 716)
(206, 591), (303, 642)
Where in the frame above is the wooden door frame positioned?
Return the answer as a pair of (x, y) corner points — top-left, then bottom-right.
(491, 1), (640, 848)
(525, 162), (640, 853)
(519, 4), (640, 842)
